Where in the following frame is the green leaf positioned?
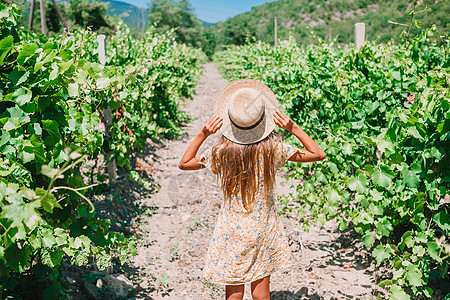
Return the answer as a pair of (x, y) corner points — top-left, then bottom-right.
(406, 264), (423, 286)
(3, 117), (21, 131)
(406, 125), (426, 141)
(338, 219), (348, 230)
(423, 287), (433, 298)
(42, 119), (62, 142)
(433, 209), (450, 234)
(17, 44), (37, 65)
(9, 68), (22, 84)
(0, 36), (13, 64)
(33, 123), (42, 135)
(401, 163), (421, 188)
(40, 165), (63, 179)
(371, 165), (395, 188)
(129, 171), (140, 182)
(0, 195), (42, 240)
(4, 243), (32, 272)
(54, 228), (68, 246)
(0, 5), (8, 18)
(13, 87), (32, 106)
(427, 241), (442, 262)
(29, 234), (41, 249)
(326, 188), (341, 204)
(436, 119), (449, 136)
(41, 248), (64, 268)
(68, 83), (79, 97)
(412, 245), (425, 257)
(96, 77), (110, 89)
(415, 232), (428, 243)
(17, 70), (30, 85)
(36, 188), (62, 213)
(58, 59), (73, 74)
(71, 250), (89, 266)
(79, 235), (92, 250)
(362, 233), (375, 248)
(348, 174), (368, 194)
(372, 244), (392, 263)
(400, 231), (414, 250)
(34, 49), (57, 72)
(389, 285), (410, 300)
(8, 106), (29, 123)
(49, 62), (58, 80)
(378, 279), (393, 288)
(391, 71), (401, 81)
(377, 219), (393, 236)
(18, 146), (35, 164)
(30, 134), (46, 162)
(373, 133), (393, 152)
(40, 228), (57, 248)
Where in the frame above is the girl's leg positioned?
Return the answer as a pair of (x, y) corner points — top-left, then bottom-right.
(251, 275), (270, 300)
(226, 284), (244, 300)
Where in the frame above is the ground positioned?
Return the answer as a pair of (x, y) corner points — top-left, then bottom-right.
(111, 62), (386, 300)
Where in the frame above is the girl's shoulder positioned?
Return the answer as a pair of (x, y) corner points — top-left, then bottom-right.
(274, 141), (302, 168)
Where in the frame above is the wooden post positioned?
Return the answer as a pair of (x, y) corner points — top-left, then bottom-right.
(97, 35), (106, 64)
(51, 0), (68, 30)
(28, 0), (35, 30)
(355, 23), (365, 50)
(39, 0), (48, 36)
(274, 16), (277, 47)
(97, 35), (117, 187)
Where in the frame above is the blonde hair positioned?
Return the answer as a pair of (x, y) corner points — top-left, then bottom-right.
(210, 132), (279, 211)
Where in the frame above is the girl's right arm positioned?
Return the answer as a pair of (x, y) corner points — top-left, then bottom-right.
(273, 109), (326, 163)
(178, 115), (223, 170)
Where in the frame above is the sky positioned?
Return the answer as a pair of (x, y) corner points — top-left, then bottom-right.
(117, 0), (272, 23)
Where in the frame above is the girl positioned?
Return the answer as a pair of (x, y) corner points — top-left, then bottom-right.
(179, 79), (325, 300)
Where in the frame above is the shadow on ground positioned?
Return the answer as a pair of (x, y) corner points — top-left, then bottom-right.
(271, 287), (322, 299)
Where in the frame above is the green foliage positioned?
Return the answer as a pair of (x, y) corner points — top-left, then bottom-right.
(0, 3), (205, 297)
(215, 27), (449, 298)
(201, 26), (217, 59)
(148, 0), (203, 48)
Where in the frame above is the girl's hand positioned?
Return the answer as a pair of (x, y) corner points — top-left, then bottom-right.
(273, 109), (295, 132)
(201, 115), (223, 137)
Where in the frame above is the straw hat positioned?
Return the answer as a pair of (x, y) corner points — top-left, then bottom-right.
(214, 79), (279, 145)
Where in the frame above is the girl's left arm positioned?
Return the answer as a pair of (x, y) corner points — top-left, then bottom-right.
(178, 115), (223, 170)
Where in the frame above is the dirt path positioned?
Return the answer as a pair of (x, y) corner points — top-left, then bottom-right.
(128, 63), (382, 300)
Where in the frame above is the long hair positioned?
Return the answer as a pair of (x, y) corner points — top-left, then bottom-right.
(210, 132), (280, 211)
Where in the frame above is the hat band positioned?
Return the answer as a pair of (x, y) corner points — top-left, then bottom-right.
(228, 110), (265, 130)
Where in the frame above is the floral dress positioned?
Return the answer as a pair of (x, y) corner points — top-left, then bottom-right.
(198, 142), (300, 285)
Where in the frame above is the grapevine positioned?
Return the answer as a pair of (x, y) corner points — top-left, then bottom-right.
(0, 4), (205, 298)
(215, 28), (449, 298)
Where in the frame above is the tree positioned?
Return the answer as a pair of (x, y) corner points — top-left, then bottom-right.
(219, 13), (257, 46)
(15, 0), (115, 35)
(67, 0), (114, 34)
(148, 0), (203, 47)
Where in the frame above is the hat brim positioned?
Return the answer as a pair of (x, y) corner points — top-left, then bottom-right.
(214, 79), (279, 145)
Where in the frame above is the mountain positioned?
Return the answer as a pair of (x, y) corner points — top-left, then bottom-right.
(200, 19), (216, 27)
(100, 0), (216, 31)
(211, 0), (450, 46)
(100, 0), (148, 30)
